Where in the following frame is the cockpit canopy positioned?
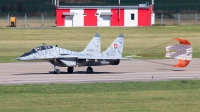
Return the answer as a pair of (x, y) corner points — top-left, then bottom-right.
(20, 45), (53, 57)
(35, 45), (53, 51)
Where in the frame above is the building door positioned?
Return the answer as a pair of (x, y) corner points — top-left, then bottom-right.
(101, 15), (110, 26)
(65, 16), (73, 27)
(84, 9), (97, 26)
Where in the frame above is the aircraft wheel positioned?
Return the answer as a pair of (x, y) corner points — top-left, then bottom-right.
(67, 67), (74, 73)
(86, 67), (93, 74)
(54, 69), (60, 74)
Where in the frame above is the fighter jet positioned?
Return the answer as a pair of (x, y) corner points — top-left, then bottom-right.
(17, 33), (125, 74)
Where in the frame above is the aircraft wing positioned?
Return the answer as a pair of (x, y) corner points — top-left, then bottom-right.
(18, 54), (129, 61)
(47, 55), (78, 59)
(46, 53), (124, 60)
(21, 54), (79, 61)
(77, 56), (129, 60)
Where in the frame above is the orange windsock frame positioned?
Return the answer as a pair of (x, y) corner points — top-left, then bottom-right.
(173, 38), (191, 68)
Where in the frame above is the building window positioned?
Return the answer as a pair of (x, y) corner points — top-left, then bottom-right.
(131, 14), (135, 20)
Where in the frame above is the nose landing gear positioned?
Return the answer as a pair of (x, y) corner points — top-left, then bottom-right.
(53, 59), (60, 74)
(54, 69), (60, 74)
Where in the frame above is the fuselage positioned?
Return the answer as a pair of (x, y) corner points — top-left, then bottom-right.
(17, 45), (120, 67)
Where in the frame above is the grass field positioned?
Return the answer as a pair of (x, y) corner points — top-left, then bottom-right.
(0, 26), (200, 111)
(0, 80), (200, 112)
(0, 25), (200, 62)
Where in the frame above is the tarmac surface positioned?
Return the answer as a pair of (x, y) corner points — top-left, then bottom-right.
(0, 59), (200, 85)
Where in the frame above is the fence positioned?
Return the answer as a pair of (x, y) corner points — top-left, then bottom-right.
(0, 14), (55, 27)
(155, 13), (199, 25)
(0, 13), (199, 27)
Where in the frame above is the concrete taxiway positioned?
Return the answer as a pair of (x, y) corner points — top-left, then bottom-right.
(0, 59), (200, 85)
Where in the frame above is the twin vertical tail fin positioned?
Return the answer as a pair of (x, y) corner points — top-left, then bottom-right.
(102, 34), (124, 58)
(81, 33), (101, 55)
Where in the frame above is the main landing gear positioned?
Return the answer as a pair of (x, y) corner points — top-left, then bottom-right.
(54, 67), (74, 74)
(86, 62), (93, 74)
(53, 59), (93, 74)
(86, 66), (93, 74)
(67, 67), (74, 73)
(54, 66), (93, 74)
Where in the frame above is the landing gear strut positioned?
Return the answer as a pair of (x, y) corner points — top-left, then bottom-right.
(67, 67), (74, 73)
(53, 59), (60, 74)
(54, 69), (60, 74)
(86, 62), (93, 74)
(86, 67), (93, 74)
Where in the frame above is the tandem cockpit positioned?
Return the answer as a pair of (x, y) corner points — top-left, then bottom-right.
(17, 44), (53, 60)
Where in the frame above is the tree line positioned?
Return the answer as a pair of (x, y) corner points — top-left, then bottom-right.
(0, 0), (200, 16)
(0, 0), (52, 16)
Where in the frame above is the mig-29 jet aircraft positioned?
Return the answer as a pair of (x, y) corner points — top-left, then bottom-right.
(17, 34), (126, 74)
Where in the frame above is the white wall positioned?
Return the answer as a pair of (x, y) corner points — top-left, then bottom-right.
(151, 13), (155, 25)
(124, 9), (138, 27)
(70, 9), (84, 27)
(65, 16), (73, 27)
(96, 9), (111, 26)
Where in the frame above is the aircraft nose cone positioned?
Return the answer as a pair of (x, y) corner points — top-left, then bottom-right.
(16, 57), (21, 60)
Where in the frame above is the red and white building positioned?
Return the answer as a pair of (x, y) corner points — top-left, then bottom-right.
(54, 0), (155, 27)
